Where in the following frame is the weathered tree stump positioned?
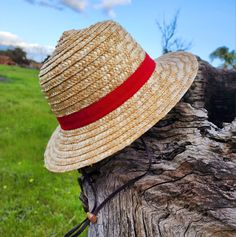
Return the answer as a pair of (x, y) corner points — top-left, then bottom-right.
(79, 57), (236, 237)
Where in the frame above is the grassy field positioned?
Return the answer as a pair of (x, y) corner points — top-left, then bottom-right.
(0, 65), (87, 237)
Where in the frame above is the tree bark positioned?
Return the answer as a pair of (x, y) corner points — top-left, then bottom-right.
(79, 57), (236, 237)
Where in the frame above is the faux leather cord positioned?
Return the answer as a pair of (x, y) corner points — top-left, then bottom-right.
(64, 138), (152, 237)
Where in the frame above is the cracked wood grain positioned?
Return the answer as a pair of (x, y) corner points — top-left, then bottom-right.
(78, 58), (236, 237)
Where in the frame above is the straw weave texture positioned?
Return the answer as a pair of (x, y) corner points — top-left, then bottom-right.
(40, 21), (145, 117)
(39, 20), (198, 172)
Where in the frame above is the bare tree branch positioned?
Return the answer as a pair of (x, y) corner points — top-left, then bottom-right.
(156, 11), (192, 54)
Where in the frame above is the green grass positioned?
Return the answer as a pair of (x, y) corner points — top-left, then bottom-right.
(0, 65), (87, 237)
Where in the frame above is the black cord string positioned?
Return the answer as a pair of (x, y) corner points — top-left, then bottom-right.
(64, 137), (152, 237)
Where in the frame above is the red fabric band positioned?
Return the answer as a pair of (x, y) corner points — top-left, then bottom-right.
(57, 53), (156, 130)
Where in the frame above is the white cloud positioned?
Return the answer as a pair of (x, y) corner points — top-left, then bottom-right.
(95, 0), (132, 17)
(106, 9), (116, 17)
(0, 32), (21, 46)
(24, 0), (63, 10)
(0, 31), (54, 62)
(97, 0), (131, 9)
(62, 0), (88, 12)
(24, 0), (88, 12)
(24, 0), (132, 17)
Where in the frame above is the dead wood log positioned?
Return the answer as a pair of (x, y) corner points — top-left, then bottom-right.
(78, 57), (236, 237)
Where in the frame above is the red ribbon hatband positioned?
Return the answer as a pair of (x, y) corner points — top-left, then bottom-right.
(57, 53), (156, 130)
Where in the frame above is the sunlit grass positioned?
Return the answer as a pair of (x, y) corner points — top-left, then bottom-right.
(0, 65), (87, 237)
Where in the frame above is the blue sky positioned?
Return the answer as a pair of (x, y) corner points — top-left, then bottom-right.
(0, 0), (235, 66)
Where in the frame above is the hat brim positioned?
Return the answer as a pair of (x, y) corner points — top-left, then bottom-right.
(44, 51), (198, 172)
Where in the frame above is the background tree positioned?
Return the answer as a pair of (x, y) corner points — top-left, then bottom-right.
(210, 46), (236, 69)
(0, 47), (29, 65)
(156, 11), (192, 54)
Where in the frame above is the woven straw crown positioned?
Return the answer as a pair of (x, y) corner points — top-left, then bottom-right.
(39, 20), (145, 117)
(39, 20), (198, 172)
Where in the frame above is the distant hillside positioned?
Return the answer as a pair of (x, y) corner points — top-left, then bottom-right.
(0, 46), (42, 69)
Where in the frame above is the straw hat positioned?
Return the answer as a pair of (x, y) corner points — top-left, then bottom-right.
(39, 20), (198, 173)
